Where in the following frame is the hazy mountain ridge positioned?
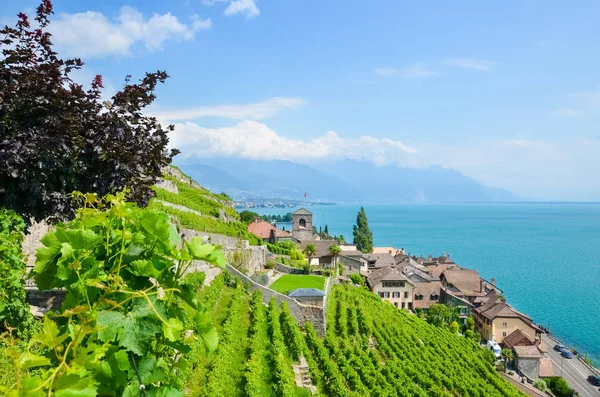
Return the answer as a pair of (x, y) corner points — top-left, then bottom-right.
(175, 156), (518, 203)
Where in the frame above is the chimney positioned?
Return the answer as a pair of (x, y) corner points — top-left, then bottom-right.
(491, 278), (496, 286)
(254, 216), (261, 223)
(442, 252), (447, 257)
(428, 255), (432, 260)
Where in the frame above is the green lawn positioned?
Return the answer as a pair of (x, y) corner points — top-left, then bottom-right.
(269, 275), (325, 295)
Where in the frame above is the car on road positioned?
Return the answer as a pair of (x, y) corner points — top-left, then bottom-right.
(588, 375), (600, 386)
(560, 350), (573, 359)
(554, 344), (566, 352)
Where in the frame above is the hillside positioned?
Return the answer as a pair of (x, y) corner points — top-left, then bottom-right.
(182, 274), (526, 397)
(150, 166), (263, 246)
(150, 168), (525, 397)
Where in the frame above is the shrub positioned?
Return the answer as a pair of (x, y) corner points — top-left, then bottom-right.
(301, 262), (311, 274)
(349, 273), (364, 285)
(0, 5), (177, 222)
(495, 363), (505, 372)
(449, 321), (459, 334)
(0, 209), (33, 337)
(322, 270), (332, 277)
(265, 259), (277, 269)
(290, 247), (305, 261)
(546, 377), (575, 397)
(533, 379), (547, 392)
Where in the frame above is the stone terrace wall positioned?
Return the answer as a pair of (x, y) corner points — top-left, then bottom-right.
(181, 228), (266, 275)
(227, 264), (326, 336)
(275, 263), (306, 275)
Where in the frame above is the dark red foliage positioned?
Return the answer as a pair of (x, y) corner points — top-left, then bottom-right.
(0, 1), (179, 223)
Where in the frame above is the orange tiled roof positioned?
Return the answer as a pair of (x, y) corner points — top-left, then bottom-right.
(247, 220), (291, 240)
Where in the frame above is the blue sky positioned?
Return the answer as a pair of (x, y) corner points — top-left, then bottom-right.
(3, 0), (600, 200)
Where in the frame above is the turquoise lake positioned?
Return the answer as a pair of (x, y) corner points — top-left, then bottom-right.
(248, 203), (600, 365)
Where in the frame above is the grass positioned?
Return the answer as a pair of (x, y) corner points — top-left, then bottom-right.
(269, 275), (325, 295)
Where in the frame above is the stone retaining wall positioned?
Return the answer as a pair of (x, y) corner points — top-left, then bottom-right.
(227, 264), (326, 336)
(181, 228), (266, 275)
(275, 263), (306, 274)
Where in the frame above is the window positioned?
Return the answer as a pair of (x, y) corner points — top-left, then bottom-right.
(394, 302), (398, 307)
(415, 294), (423, 300)
(379, 292), (384, 298)
(382, 281), (405, 288)
(299, 218), (306, 228)
(502, 322), (507, 327)
(404, 291), (409, 298)
(401, 302), (406, 309)
(392, 292), (399, 298)
(408, 302), (413, 310)
(502, 332), (507, 337)
(384, 292), (390, 298)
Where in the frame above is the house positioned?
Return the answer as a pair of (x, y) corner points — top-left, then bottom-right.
(247, 218), (299, 244)
(367, 266), (414, 310)
(503, 329), (553, 379)
(440, 268), (485, 301)
(412, 281), (442, 312)
(513, 346), (543, 379)
(338, 254), (367, 275)
(427, 263), (459, 279)
(440, 288), (474, 324)
(473, 292), (542, 343)
(362, 253), (395, 269)
(373, 247), (404, 256)
(401, 265), (440, 284)
(502, 328), (536, 349)
(300, 240), (340, 267)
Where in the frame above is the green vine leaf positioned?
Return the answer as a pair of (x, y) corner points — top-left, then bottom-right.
(17, 352), (51, 369)
(195, 309), (219, 352)
(162, 318), (183, 342)
(54, 374), (98, 397)
(31, 317), (67, 349)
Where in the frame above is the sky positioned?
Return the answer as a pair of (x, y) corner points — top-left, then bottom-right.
(2, 0), (600, 201)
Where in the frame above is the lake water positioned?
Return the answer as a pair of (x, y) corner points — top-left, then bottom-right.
(248, 203), (600, 365)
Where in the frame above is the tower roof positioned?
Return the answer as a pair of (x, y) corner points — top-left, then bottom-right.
(293, 207), (312, 215)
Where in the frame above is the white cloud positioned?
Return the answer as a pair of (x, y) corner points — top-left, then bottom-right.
(201, 0), (260, 19)
(168, 120), (417, 163)
(49, 7), (211, 58)
(165, 115), (600, 200)
(443, 57), (494, 71)
(225, 0), (260, 19)
(555, 108), (583, 118)
(374, 64), (437, 78)
(151, 97), (305, 121)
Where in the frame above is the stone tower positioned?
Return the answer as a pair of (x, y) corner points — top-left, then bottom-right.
(291, 208), (315, 241)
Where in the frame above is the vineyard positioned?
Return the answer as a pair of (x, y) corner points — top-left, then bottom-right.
(183, 274), (526, 397)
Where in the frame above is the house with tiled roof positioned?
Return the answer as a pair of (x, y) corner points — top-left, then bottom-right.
(473, 292), (542, 344)
(412, 281), (442, 311)
(247, 218), (299, 244)
(440, 268), (484, 300)
(362, 253), (395, 269)
(367, 266), (415, 310)
(299, 240), (340, 267)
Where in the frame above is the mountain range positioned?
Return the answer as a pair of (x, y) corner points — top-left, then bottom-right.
(174, 156), (518, 203)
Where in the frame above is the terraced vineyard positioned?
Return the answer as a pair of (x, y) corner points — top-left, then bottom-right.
(184, 274), (526, 397)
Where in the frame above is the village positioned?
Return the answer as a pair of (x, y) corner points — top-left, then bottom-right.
(246, 207), (599, 397)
